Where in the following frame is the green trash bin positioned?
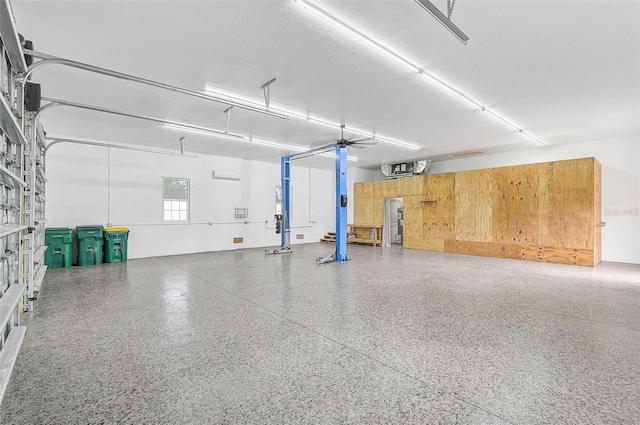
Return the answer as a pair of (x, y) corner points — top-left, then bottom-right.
(76, 225), (104, 266)
(104, 227), (130, 263)
(44, 227), (74, 268)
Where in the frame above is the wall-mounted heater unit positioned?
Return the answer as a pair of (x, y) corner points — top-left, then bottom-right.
(212, 169), (241, 181)
(381, 160), (431, 179)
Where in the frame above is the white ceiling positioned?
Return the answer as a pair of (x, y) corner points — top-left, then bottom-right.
(11, 0), (640, 168)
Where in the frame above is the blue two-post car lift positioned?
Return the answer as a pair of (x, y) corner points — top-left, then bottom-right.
(268, 142), (349, 264)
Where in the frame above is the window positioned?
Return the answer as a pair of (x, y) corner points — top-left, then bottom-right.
(162, 178), (189, 222)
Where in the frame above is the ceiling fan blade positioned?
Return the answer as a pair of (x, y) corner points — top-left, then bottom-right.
(305, 141), (338, 150)
(348, 137), (375, 143)
(347, 140), (378, 149)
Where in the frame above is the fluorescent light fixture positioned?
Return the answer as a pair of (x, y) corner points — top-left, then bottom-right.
(480, 109), (545, 147)
(163, 123), (245, 141)
(414, 0), (469, 44)
(204, 86), (421, 150)
(483, 109), (521, 132)
(294, 0), (545, 147)
(289, 112), (338, 129)
(249, 137), (306, 152)
(164, 122), (358, 161)
(418, 71), (482, 109)
(295, 0), (421, 73)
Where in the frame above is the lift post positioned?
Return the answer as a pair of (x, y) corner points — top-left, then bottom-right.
(280, 155), (292, 253)
(334, 144), (348, 262)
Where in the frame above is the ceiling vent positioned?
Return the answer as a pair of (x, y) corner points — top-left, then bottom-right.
(381, 160), (431, 179)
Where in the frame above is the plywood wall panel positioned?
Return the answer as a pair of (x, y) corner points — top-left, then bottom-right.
(403, 196), (424, 236)
(397, 175), (425, 196)
(503, 244), (522, 260)
(373, 197), (384, 226)
(354, 195), (368, 224)
(354, 182), (374, 224)
(352, 157), (599, 267)
(372, 181), (384, 199)
(455, 169), (493, 242)
(538, 159), (594, 249)
(593, 159), (602, 265)
(425, 173), (455, 200)
(521, 245), (542, 262)
(541, 247), (594, 266)
(445, 240), (506, 258)
(395, 177), (410, 196)
(374, 179), (398, 198)
(521, 245), (595, 266)
(444, 241), (522, 259)
(354, 182), (374, 198)
(424, 173), (455, 240)
(491, 164), (539, 245)
(404, 236), (445, 251)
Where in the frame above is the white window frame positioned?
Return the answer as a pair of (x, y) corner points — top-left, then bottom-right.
(162, 177), (190, 223)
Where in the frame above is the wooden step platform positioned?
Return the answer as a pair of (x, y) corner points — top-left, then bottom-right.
(320, 230), (381, 246)
(320, 231), (336, 243)
(347, 237), (380, 246)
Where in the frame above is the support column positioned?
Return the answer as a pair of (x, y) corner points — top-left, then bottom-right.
(281, 155), (291, 250)
(334, 145), (348, 262)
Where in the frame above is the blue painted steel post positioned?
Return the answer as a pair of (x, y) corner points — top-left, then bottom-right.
(281, 155), (291, 249)
(335, 145), (348, 262)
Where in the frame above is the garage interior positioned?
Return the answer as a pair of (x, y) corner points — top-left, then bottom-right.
(0, 0), (638, 423)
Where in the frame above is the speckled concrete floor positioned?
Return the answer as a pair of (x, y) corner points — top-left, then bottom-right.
(1, 243), (639, 424)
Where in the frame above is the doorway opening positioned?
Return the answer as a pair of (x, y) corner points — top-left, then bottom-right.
(384, 197), (404, 245)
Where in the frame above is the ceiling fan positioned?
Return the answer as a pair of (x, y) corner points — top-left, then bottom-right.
(334, 125), (378, 149)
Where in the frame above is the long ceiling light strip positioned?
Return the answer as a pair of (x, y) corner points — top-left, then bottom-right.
(295, 1), (420, 73)
(295, 0), (545, 147)
(204, 88), (421, 150)
(163, 123), (358, 161)
(163, 123), (245, 141)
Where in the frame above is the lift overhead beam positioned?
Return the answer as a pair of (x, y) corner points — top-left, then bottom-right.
(288, 143), (336, 160)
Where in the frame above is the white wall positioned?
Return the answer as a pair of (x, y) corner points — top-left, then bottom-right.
(45, 143), (342, 259)
(372, 136), (640, 264)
